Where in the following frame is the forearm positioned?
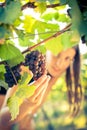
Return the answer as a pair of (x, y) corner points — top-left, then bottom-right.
(0, 99), (32, 124)
(0, 104), (34, 130)
(0, 75), (58, 129)
(29, 77), (58, 115)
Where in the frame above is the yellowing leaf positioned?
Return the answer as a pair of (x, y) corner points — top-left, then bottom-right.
(7, 96), (22, 120)
(35, 2), (46, 13)
(15, 85), (35, 99)
(7, 72), (35, 120)
(0, 0), (5, 3)
(23, 15), (36, 33)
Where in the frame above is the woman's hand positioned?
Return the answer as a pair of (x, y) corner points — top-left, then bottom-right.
(28, 74), (51, 106)
(15, 74), (51, 121)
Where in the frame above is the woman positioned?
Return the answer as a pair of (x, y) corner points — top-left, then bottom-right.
(46, 45), (82, 116)
(0, 45), (82, 130)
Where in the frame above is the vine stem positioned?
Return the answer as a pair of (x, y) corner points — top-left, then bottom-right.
(22, 23), (71, 54)
(0, 23), (71, 65)
(21, 2), (60, 10)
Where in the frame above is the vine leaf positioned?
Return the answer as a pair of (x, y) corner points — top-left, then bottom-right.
(41, 8), (59, 22)
(0, 64), (5, 73)
(0, 80), (8, 90)
(0, 65), (8, 90)
(0, 1), (21, 24)
(0, 26), (9, 39)
(7, 72), (36, 120)
(61, 31), (79, 48)
(7, 96), (22, 120)
(35, 2), (46, 13)
(23, 15), (36, 33)
(0, 43), (24, 61)
(18, 31), (34, 47)
(45, 36), (63, 55)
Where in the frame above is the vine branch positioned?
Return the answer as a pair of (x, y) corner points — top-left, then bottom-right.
(21, 2), (60, 10)
(22, 23), (71, 54)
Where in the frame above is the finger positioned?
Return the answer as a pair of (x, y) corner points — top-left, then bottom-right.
(33, 74), (47, 88)
(33, 76), (50, 98)
(34, 83), (48, 106)
(29, 76), (50, 102)
(32, 76), (51, 102)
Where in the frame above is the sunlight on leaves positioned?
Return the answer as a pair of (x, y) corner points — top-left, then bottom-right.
(7, 72), (36, 120)
(7, 96), (22, 120)
(0, 43), (23, 60)
(23, 15), (36, 33)
(45, 35), (63, 55)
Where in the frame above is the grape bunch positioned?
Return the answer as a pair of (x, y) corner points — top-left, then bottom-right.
(24, 50), (46, 80)
(4, 64), (21, 87)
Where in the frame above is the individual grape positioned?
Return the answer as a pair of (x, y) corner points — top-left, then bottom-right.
(4, 64), (21, 87)
(24, 50), (46, 80)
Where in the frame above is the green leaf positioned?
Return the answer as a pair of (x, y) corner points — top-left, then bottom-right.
(23, 15), (36, 33)
(15, 84), (35, 99)
(0, 1), (21, 24)
(18, 37), (34, 47)
(15, 72), (36, 100)
(0, 72), (5, 80)
(35, 45), (46, 54)
(0, 43), (24, 61)
(32, 20), (59, 33)
(7, 73), (36, 120)
(41, 9), (59, 22)
(7, 55), (24, 67)
(45, 36), (63, 55)
(35, 2), (46, 13)
(18, 31), (35, 47)
(0, 64), (5, 73)
(0, 26), (10, 38)
(17, 30), (35, 47)
(0, 80), (8, 90)
(61, 31), (79, 49)
(0, 26), (6, 38)
(7, 96), (22, 120)
(58, 14), (70, 22)
(32, 20), (59, 40)
(45, 30), (79, 55)
(19, 72), (32, 86)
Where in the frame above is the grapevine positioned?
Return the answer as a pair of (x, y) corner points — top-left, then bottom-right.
(2, 50), (46, 88)
(0, 0), (87, 122)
